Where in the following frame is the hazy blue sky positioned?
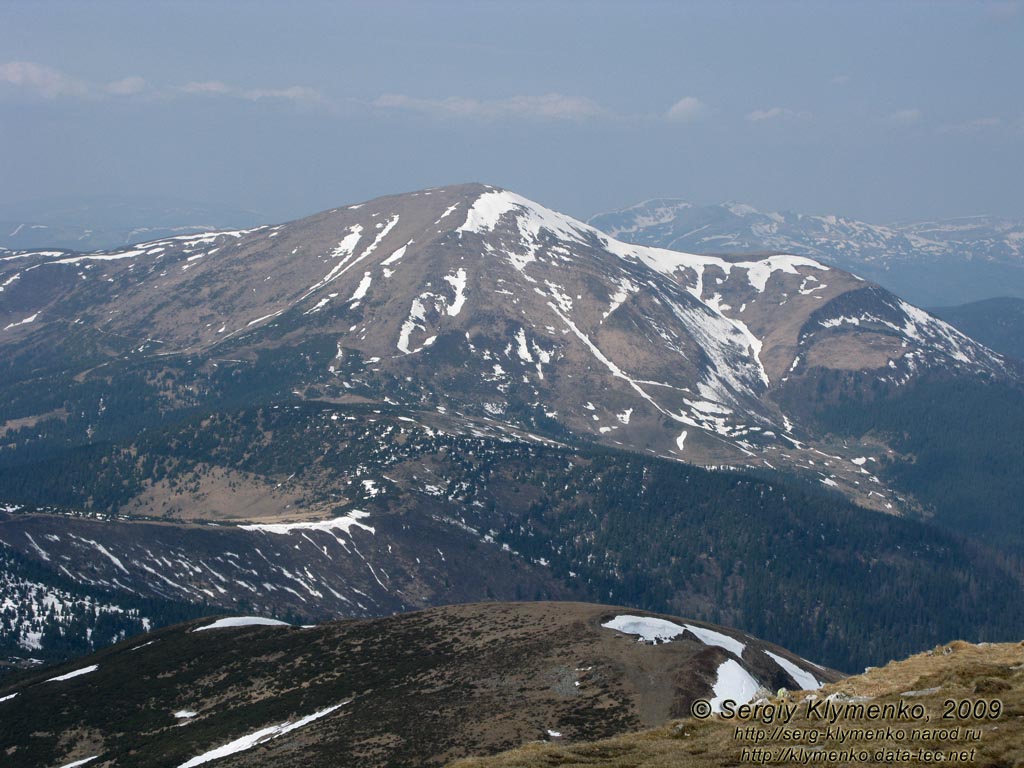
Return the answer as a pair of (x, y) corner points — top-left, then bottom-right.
(2, 0), (1022, 223)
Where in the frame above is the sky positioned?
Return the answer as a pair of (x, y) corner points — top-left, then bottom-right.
(1, 0), (1022, 225)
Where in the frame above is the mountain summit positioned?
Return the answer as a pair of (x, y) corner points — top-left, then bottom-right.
(0, 184), (1008, 509)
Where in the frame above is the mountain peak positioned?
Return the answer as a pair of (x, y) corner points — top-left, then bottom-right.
(0, 184), (1008, 514)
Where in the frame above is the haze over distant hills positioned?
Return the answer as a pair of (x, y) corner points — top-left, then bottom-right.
(589, 200), (1024, 307)
(930, 296), (1024, 361)
(0, 196), (266, 252)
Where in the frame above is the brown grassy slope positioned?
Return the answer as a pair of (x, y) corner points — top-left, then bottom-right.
(451, 640), (1024, 768)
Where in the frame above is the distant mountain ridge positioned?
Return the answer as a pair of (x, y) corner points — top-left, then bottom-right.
(589, 199), (1024, 306)
(0, 196), (266, 251)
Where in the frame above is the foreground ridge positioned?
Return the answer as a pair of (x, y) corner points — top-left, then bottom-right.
(451, 640), (1024, 768)
(0, 601), (838, 768)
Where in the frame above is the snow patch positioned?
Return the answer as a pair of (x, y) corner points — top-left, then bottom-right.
(683, 624), (746, 656)
(603, 278), (637, 319)
(46, 664), (99, 682)
(0, 272), (21, 291)
(73, 536), (129, 574)
(515, 328), (533, 362)
(380, 244), (407, 266)
(703, 293), (769, 385)
(613, 240), (829, 296)
(55, 249), (144, 265)
(709, 659), (761, 713)
(765, 650), (822, 690)
(602, 615), (686, 643)
(444, 268), (468, 316)
(459, 189), (592, 273)
(193, 617), (291, 632)
(349, 272), (373, 304)
(3, 313), (38, 331)
(176, 702), (348, 768)
(397, 297), (430, 355)
(300, 224), (364, 299)
(245, 309), (285, 328)
(458, 190), (521, 235)
(240, 510), (375, 536)
(437, 203), (459, 221)
(306, 297), (331, 314)
(603, 615), (745, 656)
(58, 758), (98, 768)
(397, 274), (464, 353)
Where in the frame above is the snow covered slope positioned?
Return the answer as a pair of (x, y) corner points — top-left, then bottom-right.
(589, 199), (1024, 306)
(0, 539), (211, 669)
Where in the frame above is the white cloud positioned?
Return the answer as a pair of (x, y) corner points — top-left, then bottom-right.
(1, 61), (323, 107)
(745, 106), (812, 122)
(0, 61), (89, 98)
(665, 96), (707, 123)
(372, 92), (607, 121)
(886, 108), (923, 125)
(178, 80), (232, 96)
(178, 80), (324, 104)
(246, 85), (323, 103)
(105, 76), (147, 96)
